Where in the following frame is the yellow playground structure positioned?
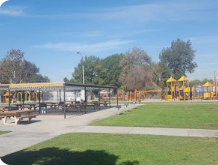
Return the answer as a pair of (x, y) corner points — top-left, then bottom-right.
(3, 91), (43, 103)
(216, 76), (218, 98)
(164, 75), (218, 100)
(117, 75), (218, 102)
(202, 81), (213, 100)
(164, 76), (194, 101)
(166, 77), (177, 101)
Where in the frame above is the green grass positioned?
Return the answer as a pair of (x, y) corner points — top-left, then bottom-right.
(2, 133), (218, 165)
(92, 102), (218, 129)
(0, 131), (10, 135)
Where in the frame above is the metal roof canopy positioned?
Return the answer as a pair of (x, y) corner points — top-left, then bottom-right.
(0, 82), (118, 119)
(0, 82), (117, 91)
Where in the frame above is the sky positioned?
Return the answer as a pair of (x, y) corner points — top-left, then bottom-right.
(0, 0), (218, 82)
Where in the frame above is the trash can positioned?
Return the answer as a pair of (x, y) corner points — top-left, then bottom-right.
(41, 107), (47, 114)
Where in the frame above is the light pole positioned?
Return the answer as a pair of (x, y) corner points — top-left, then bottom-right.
(77, 52), (85, 84)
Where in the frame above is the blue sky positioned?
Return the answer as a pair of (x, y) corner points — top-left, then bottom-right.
(0, 0), (218, 82)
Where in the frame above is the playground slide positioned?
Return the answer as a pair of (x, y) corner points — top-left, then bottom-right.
(179, 91), (189, 100)
(162, 89), (167, 99)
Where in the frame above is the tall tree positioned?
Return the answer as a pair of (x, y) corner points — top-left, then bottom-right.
(120, 47), (158, 90)
(190, 78), (214, 86)
(28, 74), (50, 83)
(159, 39), (197, 80)
(95, 54), (123, 87)
(0, 49), (50, 83)
(70, 56), (101, 84)
(66, 54), (124, 87)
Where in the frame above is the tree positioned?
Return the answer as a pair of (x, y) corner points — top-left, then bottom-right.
(159, 39), (197, 80)
(70, 56), (101, 84)
(189, 79), (201, 86)
(0, 49), (50, 84)
(120, 47), (158, 90)
(190, 78), (214, 86)
(95, 54), (123, 87)
(67, 54), (124, 87)
(28, 74), (50, 83)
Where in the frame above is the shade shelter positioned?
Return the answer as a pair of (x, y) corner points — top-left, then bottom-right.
(203, 81), (213, 100)
(178, 76), (190, 101)
(166, 77), (177, 101)
(0, 82), (118, 118)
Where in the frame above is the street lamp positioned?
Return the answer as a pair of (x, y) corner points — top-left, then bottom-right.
(77, 52), (85, 84)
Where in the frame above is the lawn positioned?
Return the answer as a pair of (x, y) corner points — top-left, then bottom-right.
(0, 131), (10, 135)
(2, 133), (218, 165)
(92, 102), (218, 129)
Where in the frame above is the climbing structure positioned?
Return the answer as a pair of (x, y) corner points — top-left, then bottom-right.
(178, 76), (190, 100)
(203, 81), (213, 100)
(166, 77), (177, 100)
(216, 77), (218, 99)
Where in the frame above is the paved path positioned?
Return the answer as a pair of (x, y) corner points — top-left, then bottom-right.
(75, 126), (218, 138)
(1, 103), (218, 157)
(0, 104), (140, 157)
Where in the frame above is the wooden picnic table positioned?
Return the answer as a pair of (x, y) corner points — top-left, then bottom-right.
(44, 102), (58, 109)
(64, 102), (86, 111)
(0, 106), (19, 111)
(90, 101), (108, 110)
(14, 103), (37, 110)
(0, 110), (37, 125)
(0, 106), (8, 111)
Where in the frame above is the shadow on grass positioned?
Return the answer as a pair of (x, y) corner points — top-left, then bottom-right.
(2, 147), (139, 165)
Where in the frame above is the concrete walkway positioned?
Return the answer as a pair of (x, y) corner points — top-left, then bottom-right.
(0, 104), (140, 157)
(75, 126), (218, 138)
(0, 103), (218, 157)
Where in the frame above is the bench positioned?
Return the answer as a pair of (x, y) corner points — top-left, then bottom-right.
(0, 110), (38, 125)
(23, 105), (32, 110)
(47, 103), (58, 109)
(15, 114), (38, 124)
(100, 101), (108, 107)
(0, 106), (7, 110)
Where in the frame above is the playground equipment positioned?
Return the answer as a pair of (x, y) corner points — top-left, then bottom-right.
(3, 92), (13, 102)
(101, 90), (109, 101)
(117, 75), (218, 102)
(216, 77), (218, 98)
(178, 76), (190, 100)
(117, 89), (162, 102)
(166, 77), (177, 101)
(203, 81), (213, 100)
(3, 91), (43, 103)
(135, 89), (163, 101)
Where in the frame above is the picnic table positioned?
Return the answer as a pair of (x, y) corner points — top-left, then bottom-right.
(0, 110), (37, 125)
(58, 101), (86, 111)
(44, 102), (58, 109)
(0, 106), (19, 111)
(14, 103), (37, 110)
(0, 106), (8, 111)
(91, 101), (100, 110)
(90, 101), (108, 110)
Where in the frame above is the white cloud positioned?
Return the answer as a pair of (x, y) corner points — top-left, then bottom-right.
(0, 6), (25, 16)
(188, 36), (218, 45)
(79, 31), (102, 37)
(33, 40), (135, 53)
(60, 31), (102, 38)
(75, 1), (218, 22)
(28, 0), (218, 22)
